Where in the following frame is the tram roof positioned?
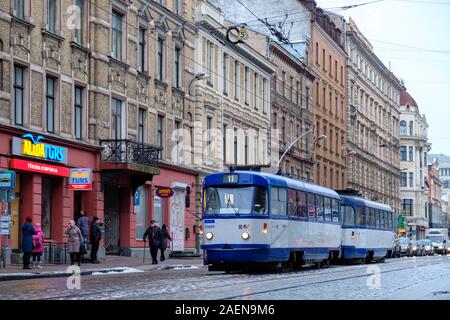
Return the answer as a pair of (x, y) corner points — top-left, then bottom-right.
(205, 171), (340, 199)
(339, 195), (393, 211)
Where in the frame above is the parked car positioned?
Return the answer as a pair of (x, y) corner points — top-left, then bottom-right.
(411, 240), (425, 256)
(417, 239), (434, 256)
(398, 237), (413, 256)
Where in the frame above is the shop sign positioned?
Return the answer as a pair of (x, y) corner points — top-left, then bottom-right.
(0, 171), (15, 190)
(12, 133), (68, 164)
(69, 168), (93, 190)
(0, 215), (10, 236)
(156, 187), (174, 198)
(10, 159), (69, 177)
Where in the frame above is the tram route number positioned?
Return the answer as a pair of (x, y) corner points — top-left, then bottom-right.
(175, 304), (275, 317)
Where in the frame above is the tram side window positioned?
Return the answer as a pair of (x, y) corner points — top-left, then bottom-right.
(307, 193), (316, 220)
(297, 191), (308, 218)
(382, 211), (387, 230)
(388, 212), (393, 229)
(271, 187), (287, 216)
(367, 208), (374, 227)
(324, 197), (332, 222)
(331, 199), (339, 223)
(375, 210), (381, 229)
(288, 189), (297, 217)
(356, 206), (366, 226)
(342, 205), (355, 226)
(316, 196), (324, 221)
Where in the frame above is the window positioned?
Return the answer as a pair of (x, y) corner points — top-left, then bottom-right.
(135, 186), (148, 239)
(263, 79), (267, 114)
(74, 0), (85, 44)
(400, 120), (407, 135)
(206, 116), (212, 156)
(342, 205), (355, 226)
(297, 191), (307, 218)
(253, 73), (258, 110)
(234, 128), (238, 164)
(340, 65), (343, 84)
(322, 49), (326, 70)
(400, 172), (407, 187)
(253, 135), (258, 165)
(15, 0), (25, 19)
(316, 196), (324, 221)
(222, 124), (227, 162)
(223, 53), (228, 94)
(112, 10), (123, 60)
(174, 47), (181, 88)
(409, 172), (414, 188)
(315, 42), (319, 64)
(48, 0), (58, 33)
(174, 120), (181, 163)
(157, 38), (164, 81)
(402, 199), (413, 216)
(409, 121), (414, 135)
(305, 87), (310, 110)
(14, 65), (25, 126)
(244, 134), (248, 165)
(138, 109), (145, 143)
(138, 27), (146, 73)
(409, 146), (414, 162)
(234, 60), (239, 100)
(288, 189), (297, 216)
(282, 71), (286, 96)
(111, 98), (123, 140)
(271, 187), (287, 215)
(324, 197), (332, 222)
(173, 0), (181, 14)
(307, 193), (316, 220)
(400, 146), (407, 161)
(46, 76), (55, 133)
(207, 42), (213, 86)
(157, 115), (164, 159)
(316, 82), (319, 106)
(356, 206), (366, 226)
(290, 76), (294, 101)
(74, 86), (83, 140)
(244, 67), (249, 104)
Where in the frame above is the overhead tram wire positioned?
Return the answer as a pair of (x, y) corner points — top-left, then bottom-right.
(85, 0), (403, 124)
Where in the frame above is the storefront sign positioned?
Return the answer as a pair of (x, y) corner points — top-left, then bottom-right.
(10, 159), (69, 177)
(69, 168), (93, 190)
(156, 187), (174, 198)
(11, 134), (68, 164)
(0, 171), (15, 190)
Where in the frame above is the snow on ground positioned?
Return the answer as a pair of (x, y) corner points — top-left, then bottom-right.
(91, 267), (144, 276)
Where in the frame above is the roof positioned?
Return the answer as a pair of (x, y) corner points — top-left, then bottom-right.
(400, 90), (418, 107)
(340, 195), (393, 211)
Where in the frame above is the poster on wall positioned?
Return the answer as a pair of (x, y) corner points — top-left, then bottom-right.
(169, 189), (185, 252)
(69, 168), (93, 190)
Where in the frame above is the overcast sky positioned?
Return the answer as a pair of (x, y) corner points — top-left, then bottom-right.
(314, 0), (450, 155)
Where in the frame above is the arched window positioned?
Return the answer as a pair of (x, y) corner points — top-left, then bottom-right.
(400, 120), (407, 136)
(409, 121), (414, 136)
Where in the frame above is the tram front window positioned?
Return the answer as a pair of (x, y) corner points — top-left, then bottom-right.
(205, 186), (268, 215)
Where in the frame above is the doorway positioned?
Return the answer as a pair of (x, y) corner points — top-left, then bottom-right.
(104, 186), (120, 254)
(10, 173), (21, 251)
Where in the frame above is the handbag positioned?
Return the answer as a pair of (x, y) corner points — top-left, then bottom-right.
(79, 242), (87, 254)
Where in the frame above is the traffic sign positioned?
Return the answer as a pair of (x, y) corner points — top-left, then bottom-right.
(0, 171), (15, 190)
(0, 215), (10, 235)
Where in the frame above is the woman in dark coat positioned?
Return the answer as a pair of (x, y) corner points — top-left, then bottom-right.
(22, 216), (36, 269)
(160, 224), (172, 262)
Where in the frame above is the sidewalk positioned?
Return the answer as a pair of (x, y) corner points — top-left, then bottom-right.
(0, 255), (204, 281)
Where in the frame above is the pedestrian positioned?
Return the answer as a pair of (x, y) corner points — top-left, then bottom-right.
(160, 224), (172, 262)
(32, 223), (45, 269)
(143, 220), (163, 264)
(65, 220), (83, 266)
(21, 216), (36, 269)
(90, 216), (102, 264)
(76, 210), (89, 261)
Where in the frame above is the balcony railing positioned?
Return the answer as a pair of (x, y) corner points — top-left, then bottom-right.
(100, 139), (161, 168)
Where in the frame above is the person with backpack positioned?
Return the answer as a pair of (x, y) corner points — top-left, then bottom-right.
(143, 220), (163, 265)
(76, 211), (89, 261)
(32, 223), (45, 269)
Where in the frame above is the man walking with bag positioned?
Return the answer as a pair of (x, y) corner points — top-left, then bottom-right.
(143, 220), (163, 264)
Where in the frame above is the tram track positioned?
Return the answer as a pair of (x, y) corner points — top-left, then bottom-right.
(35, 256), (448, 300)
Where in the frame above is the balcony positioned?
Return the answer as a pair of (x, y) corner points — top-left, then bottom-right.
(100, 139), (161, 176)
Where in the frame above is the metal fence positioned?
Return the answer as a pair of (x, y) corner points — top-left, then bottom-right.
(43, 241), (67, 264)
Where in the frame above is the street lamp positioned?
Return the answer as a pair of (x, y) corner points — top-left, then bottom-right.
(277, 128), (314, 167)
(313, 134), (327, 150)
(188, 73), (210, 96)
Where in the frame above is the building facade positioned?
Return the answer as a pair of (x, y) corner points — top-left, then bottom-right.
(342, 18), (403, 212)
(244, 30), (316, 181)
(191, 1), (275, 241)
(0, 0), (201, 263)
(438, 162), (450, 194)
(428, 161), (445, 229)
(399, 90), (431, 239)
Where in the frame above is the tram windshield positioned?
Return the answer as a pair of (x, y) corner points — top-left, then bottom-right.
(205, 186), (268, 215)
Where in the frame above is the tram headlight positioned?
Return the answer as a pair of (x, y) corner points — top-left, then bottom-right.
(241, 231), (250, 240)
(205, 232), (214, 240)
